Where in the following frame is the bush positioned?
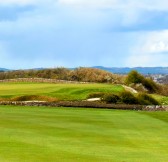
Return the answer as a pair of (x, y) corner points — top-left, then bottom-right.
(142, 78), (158, 93)
(130, 83), (148, 93)
(102, 91), (155, 105)
(102, 93), (120, 104)
(125, 70), (144, 85)
(125, 70), (158, 93)
(157, 84), (168, 96)
(87, 92), (106, 99)
(11, 95), (58, 102)
(137, 93), (160, 105)
(119, 91), (139, 104)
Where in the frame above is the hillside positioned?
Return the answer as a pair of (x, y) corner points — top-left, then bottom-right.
(0, 67), (124, 84)
(0, 68), (9, 72)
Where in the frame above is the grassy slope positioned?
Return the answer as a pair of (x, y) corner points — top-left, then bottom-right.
(152, 94), (168, 105)
(0, 82), (123, 100)
(0, 106), (167, 162)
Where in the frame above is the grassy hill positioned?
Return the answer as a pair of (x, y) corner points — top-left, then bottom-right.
(0, 106), (167, 162)
(0, 82), (124, 101)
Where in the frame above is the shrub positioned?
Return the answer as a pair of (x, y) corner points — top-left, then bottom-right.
(142, 78), (158, 93)
(119, 91), (139, 104)
(102, 93), (120, 104)
(125, 70), (144, 85)
(130, 83), (148, 93)
(87, 92), (106, 99)
(137, 93), (160, 105)
(125, 70), (158, 93)
(157, 84), (168, 96)
(11, 95), (58, 102)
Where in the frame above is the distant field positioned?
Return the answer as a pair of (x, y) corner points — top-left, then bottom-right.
(0, 106), (167, 162)
(0, 82), (124, 100)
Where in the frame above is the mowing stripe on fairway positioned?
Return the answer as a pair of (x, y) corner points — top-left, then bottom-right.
(0, 106), (167, 162)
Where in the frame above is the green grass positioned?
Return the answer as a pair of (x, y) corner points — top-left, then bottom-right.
(152, 94), (168, 105)
(0, 106), (167, 162)
(0, 82), (124, 100)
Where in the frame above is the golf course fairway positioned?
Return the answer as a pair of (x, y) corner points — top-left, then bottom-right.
(0, 82), (124, 101)
(0, 106), (167, 162)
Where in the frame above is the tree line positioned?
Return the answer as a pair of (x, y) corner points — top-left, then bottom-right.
(0, 67), (124, 84)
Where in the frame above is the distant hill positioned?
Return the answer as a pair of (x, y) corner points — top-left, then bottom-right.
(92, 66), (168, 74)
(1, 66), (168, 74)
(0, 68), (9, 72)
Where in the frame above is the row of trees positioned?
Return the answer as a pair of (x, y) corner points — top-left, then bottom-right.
(0, 67), (124, 84)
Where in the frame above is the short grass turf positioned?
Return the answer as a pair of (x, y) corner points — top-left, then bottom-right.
(0, 106), (167, 162)
(0, 82), (123, 100)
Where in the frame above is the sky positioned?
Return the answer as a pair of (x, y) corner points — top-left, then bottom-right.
(0, 0), (168, 69)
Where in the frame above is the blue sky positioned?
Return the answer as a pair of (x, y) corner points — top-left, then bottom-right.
(0, 0), (168, 69)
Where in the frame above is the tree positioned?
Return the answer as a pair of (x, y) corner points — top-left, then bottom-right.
(125, 70), (144, 85)
(125, 70), (158, 93)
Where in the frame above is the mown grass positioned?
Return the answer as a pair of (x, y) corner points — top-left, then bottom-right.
(0, 106), (167, 162)
(0, 82), (167, 104)
(0, 82), (124, 101)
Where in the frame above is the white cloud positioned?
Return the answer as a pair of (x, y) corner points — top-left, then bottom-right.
(58, 0), (118, 9)
(58, 0), (168, 10)
(126, 30), (168, 66)
(0, 0), (36, 5)
(137, 30), (168, 53)
(143, 41), (168, 53)
(57, 0), (168, 28)
(0, 0), (168, 68)
(0, 0), (55, 6)
(126, 53), (168, 67)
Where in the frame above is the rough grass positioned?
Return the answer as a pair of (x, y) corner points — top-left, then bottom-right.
(0, 82), (124, 101)
(0, 106), (167, 162)
(11, 95), (58, 102)
(152, 94), (168, 105)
